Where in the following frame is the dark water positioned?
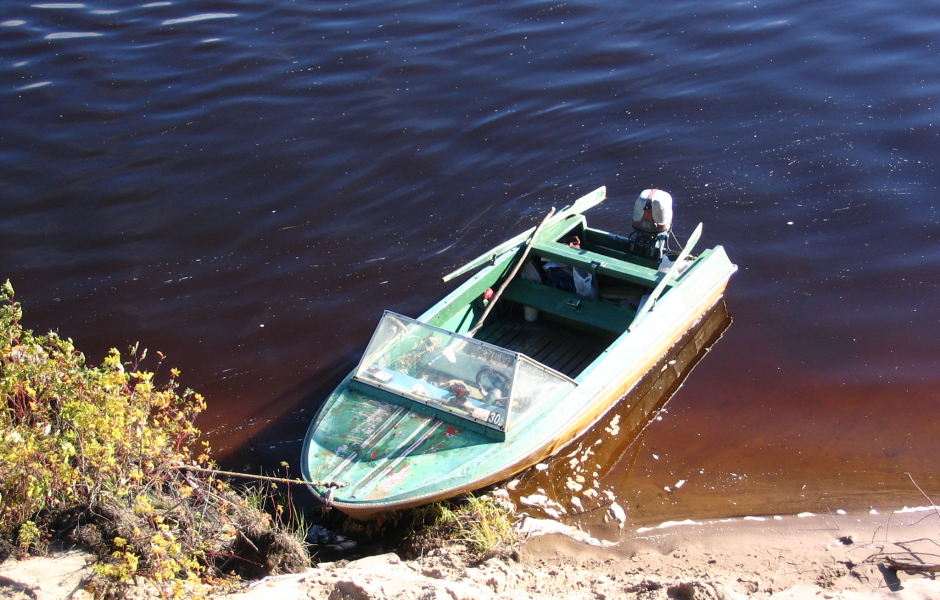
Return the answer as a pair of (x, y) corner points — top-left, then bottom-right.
(2, 0), (938, 529)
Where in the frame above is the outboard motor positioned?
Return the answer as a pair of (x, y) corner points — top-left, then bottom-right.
(628, 189), (673, 261)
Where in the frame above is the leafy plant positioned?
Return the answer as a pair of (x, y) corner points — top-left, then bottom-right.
(0, 280), (309, 597)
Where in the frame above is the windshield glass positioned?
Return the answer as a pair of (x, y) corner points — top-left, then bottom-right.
(354, 312), (573, 433)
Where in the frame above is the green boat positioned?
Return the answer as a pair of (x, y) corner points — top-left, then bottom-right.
(301, 186), (736, 519)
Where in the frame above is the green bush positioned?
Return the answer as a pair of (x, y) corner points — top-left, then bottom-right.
(0, 280), (206, 534)
(0, 280), (308, 597)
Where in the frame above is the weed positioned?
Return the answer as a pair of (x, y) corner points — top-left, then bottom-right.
(436, 495), (518, 560)
(16, 521), (41, 554)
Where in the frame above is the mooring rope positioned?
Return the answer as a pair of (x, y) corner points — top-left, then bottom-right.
(175, 463), (346, 488)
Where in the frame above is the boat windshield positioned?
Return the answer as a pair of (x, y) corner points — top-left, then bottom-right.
(353, 311), (574, 434)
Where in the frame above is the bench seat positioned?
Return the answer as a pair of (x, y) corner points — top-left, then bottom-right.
(502, 278), (636, 336)
(530, 241), (665, 288)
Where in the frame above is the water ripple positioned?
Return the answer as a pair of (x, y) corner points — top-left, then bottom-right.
(1, 0), (938, 521)
(44, 31), (102, 39)
(161, 13), (237, 26)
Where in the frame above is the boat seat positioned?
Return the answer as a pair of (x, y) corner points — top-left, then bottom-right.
(502, 278), (635, 336)
(530, 241), (665, 289)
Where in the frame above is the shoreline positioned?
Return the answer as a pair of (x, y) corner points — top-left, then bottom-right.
(4, 508), (938, 599)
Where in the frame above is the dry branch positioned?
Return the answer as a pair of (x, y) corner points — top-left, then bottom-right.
(885, 557), (940, 573)
(906, 472), (940, 524)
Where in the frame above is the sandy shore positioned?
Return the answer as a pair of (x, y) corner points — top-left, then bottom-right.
(3, 509), (939, 599)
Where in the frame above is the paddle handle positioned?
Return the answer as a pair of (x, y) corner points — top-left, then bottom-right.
(467, 207), (557, 337)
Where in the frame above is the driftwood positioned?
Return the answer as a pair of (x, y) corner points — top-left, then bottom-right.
(865, 474), (940, 575)
(885, 557), (940, 573)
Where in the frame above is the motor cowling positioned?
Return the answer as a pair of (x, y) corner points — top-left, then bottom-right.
(633, 189), (673, 233)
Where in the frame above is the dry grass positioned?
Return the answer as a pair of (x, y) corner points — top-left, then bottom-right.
(436, 495), (519, 560)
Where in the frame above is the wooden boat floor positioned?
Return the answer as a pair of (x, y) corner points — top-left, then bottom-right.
(476, 314), (612, 379)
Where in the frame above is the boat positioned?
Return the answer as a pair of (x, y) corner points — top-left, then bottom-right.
(301, 186), (737, 519)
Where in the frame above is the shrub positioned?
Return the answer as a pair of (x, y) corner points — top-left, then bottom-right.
(0, 280), (205, 534)
(0, 280), (308, 596)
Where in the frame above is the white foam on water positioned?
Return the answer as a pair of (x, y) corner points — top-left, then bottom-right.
(518, 517), (616, 547)
(894, 506), (939, 514)
(636, 519), (701, 533)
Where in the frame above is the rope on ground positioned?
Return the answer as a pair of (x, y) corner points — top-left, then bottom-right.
(174, 463), (346, 488)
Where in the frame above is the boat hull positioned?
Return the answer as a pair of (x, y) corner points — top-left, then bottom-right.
(314, 280), (731, 520)
(302, 269), (734, 519)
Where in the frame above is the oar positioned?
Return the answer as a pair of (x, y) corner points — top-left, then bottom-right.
(442, 186), (606, 282)
(627, 222), (703, 332)
(466, 207), (557, 337)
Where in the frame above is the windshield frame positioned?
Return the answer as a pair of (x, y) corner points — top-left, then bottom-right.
(352, 311), (577, 435)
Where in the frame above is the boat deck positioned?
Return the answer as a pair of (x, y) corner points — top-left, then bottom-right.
(476, 312), (612, 379)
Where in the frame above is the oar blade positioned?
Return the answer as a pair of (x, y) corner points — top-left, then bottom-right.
(628, 222), (703, 331)
(442, 187), (606, 282)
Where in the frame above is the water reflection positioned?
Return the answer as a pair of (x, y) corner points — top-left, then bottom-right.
(504, 300), (732, 538)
